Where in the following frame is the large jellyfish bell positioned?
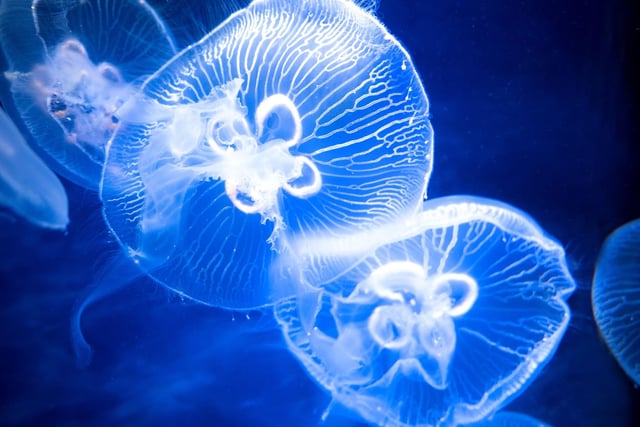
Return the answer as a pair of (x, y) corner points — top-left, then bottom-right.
(275, 196), (576, 427)
(101, 0), (434, 309)
(0, 108), (68, 229)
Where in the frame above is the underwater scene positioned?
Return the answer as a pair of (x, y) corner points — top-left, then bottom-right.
(0, 0), (638, 426)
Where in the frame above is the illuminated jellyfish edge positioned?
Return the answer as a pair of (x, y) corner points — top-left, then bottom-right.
(454, 300), (571, 425)
(274, 195), (576, 427)
(592, 218), (640, 385)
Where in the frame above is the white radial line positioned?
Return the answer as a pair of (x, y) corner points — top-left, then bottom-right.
(251, 17), (284, 100)
(260, 17), (291, 98)
(456, 226), (497, 273)
(302, 61), (374, 128)
(295, 51), (362, 112)
(436, 225), (460, 276)
(313, 81), (389, 130)
(294, 27), (364, 107)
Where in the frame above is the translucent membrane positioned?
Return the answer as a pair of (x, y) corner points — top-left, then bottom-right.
(0, 108), (68, 229)
(275, 196), (575, 427)
(101, 0), (433, 309)
(464, 411), (552, 427)
(0, 0), (177, 189)
(592, 218), (640, 385)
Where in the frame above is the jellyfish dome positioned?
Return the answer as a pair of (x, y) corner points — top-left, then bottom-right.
(101, 0), (434, 309)
(274, 196), (575, 427)
(592, 218), (640, 385)
(0, 0), (177, 189)
(0, 108), (68, 229)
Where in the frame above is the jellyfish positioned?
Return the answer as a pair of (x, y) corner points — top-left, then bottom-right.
(0, 0), (178, 189)
(100, 0), (434, 309)
(274, 196), (575, 427)
(0, 107), (68, 229)
(464, 411), (552, 427)
(592, 218), (640, 385)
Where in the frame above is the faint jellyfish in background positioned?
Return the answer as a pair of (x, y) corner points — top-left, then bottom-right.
(464, 411), (552, 427)
(274, 196), (575, 427)
(592, 218), (640, 385)
(100, 0), (434, 309)
(0, 0), (178, 189)
(0, 108), (68, 229)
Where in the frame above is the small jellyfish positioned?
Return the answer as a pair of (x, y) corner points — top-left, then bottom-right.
(464, 411), (552, 427)
(101, 0), (433, 309)
(592, 218), (640, 385)
(274, 196), (575, 427)
(0, 0), (178, 189)
(0, 108), (68, 229)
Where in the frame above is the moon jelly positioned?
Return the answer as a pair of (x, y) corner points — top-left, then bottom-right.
(101, 0), (433, 309)
(274, 196), (575, 427)
(0, 108), (68, 229)
(0, 0), (177, 189)
(592, 218), (640, 385)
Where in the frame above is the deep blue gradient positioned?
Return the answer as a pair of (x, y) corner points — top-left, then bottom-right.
(1, 0), (639, 426)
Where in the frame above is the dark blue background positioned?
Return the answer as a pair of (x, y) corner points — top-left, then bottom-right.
(1, 0), (639, 426)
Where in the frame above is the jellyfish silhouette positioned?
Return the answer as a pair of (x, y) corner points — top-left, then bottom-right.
(592, 218), (640, 385)
(100, 0), (433, 309)
(464, 411), (552, 427)
(0, 0), (178, 189)
(274, 196), (575, 427)
(0, 108), (68, 229)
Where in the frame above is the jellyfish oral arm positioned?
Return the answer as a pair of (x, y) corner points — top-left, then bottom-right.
(135, 79), (322, 235)
(343, 261), (478, 389)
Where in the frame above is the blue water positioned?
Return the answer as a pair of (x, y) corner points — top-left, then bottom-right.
(1, 0), (639, 426)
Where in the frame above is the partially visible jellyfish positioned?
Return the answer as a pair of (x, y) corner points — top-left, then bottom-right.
(0, 0), (178, 189)
(274, 196), (575, 427)
(592, 218), (640, 385)
(101, 0), (434, 309)
(464, 411), (552, 427)
(0, 108), (68, 229)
